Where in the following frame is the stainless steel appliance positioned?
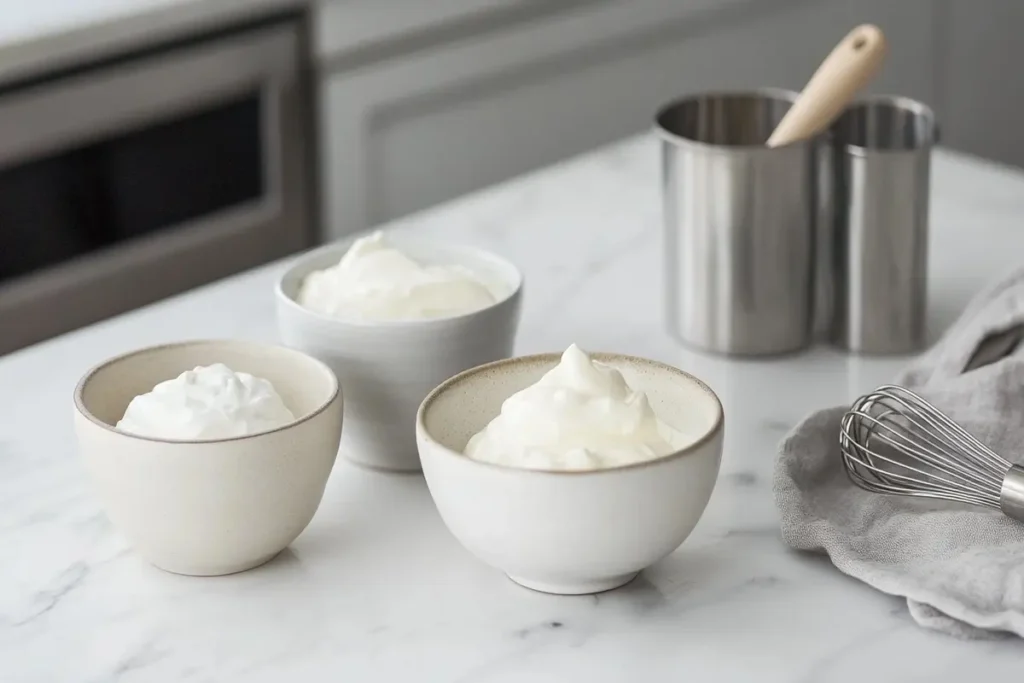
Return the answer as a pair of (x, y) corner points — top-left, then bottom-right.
(0, 16), (312, 355)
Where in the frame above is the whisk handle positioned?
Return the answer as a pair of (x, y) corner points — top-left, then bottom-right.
(1000, 465), (1024, 522)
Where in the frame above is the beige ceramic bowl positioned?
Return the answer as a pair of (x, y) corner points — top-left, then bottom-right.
(417, 352), (724, 595)
(73, 340), (343, 576)
(276, 237), (522, 472)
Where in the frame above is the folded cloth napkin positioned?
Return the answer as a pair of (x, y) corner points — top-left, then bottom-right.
(774, 267), (1024, 639)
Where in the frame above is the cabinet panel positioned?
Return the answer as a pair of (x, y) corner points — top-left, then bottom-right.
(319, 0), (753, 238)
(942, 1), (1024, 167)
(320, 0), (937, 238)
(372, 0), (936, 222)
(314, 0), (560, 61)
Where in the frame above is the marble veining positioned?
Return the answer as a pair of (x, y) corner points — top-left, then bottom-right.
(4, 136), (1024, 681)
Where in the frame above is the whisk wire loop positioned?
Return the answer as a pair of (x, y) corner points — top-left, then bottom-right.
(839, 385), (1014, 511)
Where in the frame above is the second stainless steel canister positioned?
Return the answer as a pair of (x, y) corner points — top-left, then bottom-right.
(658, 89), (821, 356)
(829, 96), (938, 354)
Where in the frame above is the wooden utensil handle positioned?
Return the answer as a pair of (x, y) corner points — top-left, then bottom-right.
(766, 24), (887, 148)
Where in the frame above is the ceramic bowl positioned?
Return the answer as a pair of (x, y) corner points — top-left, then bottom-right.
(276, 237), (522, 472)
(73, 340), (343, 576)
(416, 352), (724, 595)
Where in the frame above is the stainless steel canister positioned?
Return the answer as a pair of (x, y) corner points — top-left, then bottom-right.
(658, 89), (822, 356)
(829, 96), (938, 354)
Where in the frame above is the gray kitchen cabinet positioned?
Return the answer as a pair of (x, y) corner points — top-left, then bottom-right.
(316, 0), (938, 239)
(942, 1), (1024, 168)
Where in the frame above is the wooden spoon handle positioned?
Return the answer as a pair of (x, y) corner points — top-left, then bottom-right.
(766, 24), (887, 148)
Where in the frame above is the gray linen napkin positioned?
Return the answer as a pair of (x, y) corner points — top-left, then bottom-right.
(774, 267), (1024, 639)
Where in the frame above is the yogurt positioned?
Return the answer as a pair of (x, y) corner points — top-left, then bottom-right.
(116, 364), (296, 440)
(296, 231), (497, 321)
(465, 345), (692, 470)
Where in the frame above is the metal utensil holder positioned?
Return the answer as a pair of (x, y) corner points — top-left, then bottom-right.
(658, 91), (938, 357)
(657, 89), (822, 356)
(827, 96), (939, 354)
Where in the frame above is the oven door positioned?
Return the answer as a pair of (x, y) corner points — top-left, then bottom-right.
(0, 20), (311, 355)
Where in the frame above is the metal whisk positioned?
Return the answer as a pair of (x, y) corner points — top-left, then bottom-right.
(839, 384), (1024, 522)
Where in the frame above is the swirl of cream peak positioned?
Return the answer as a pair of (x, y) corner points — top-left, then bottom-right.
(465, 345), (693, 470)
(296, 231), (497, 321)
(116, 364), (295, 440)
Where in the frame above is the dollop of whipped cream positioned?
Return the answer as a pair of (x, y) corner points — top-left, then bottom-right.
(116, 364), (296, 440)
(296, 231), (497, 321)
(465, 345), (690, 470)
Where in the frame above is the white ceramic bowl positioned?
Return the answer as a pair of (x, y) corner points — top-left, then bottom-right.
(73, 340), (343, 576)
(276, 237), (522, 472)
(416, 352), (724, 595)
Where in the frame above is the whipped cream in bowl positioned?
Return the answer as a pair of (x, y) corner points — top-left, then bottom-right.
(74, 340), (343, 576)
(276, 231), (523, 472)
(296, 231), (500, 322)
(417, 345), (723, 594)
(465, 344), (695, 471)
(116, 363), (296, 441)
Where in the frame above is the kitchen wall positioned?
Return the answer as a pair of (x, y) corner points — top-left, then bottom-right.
(313, 0), (1013, 240)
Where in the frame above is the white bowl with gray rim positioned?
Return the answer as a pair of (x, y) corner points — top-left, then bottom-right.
(275, 235), (523, 471)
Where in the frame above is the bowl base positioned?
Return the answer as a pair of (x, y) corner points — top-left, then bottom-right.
(506, 571), (639, 595)
(149, 550), (283, 577)
(344, 452), (423, 474)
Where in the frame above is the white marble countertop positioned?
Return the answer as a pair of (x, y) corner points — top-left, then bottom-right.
(5, 135), (1024, 681)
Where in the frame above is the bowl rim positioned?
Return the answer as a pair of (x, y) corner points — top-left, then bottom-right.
(416, 351), (725, 476)
(73, 339), (341, 444)
(274, 232), (525, 329)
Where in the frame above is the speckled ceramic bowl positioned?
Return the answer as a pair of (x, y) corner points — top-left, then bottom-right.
(416, 352), (724, 595)
(73, 340), (343, 576)
(276, 237), (523, 472)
